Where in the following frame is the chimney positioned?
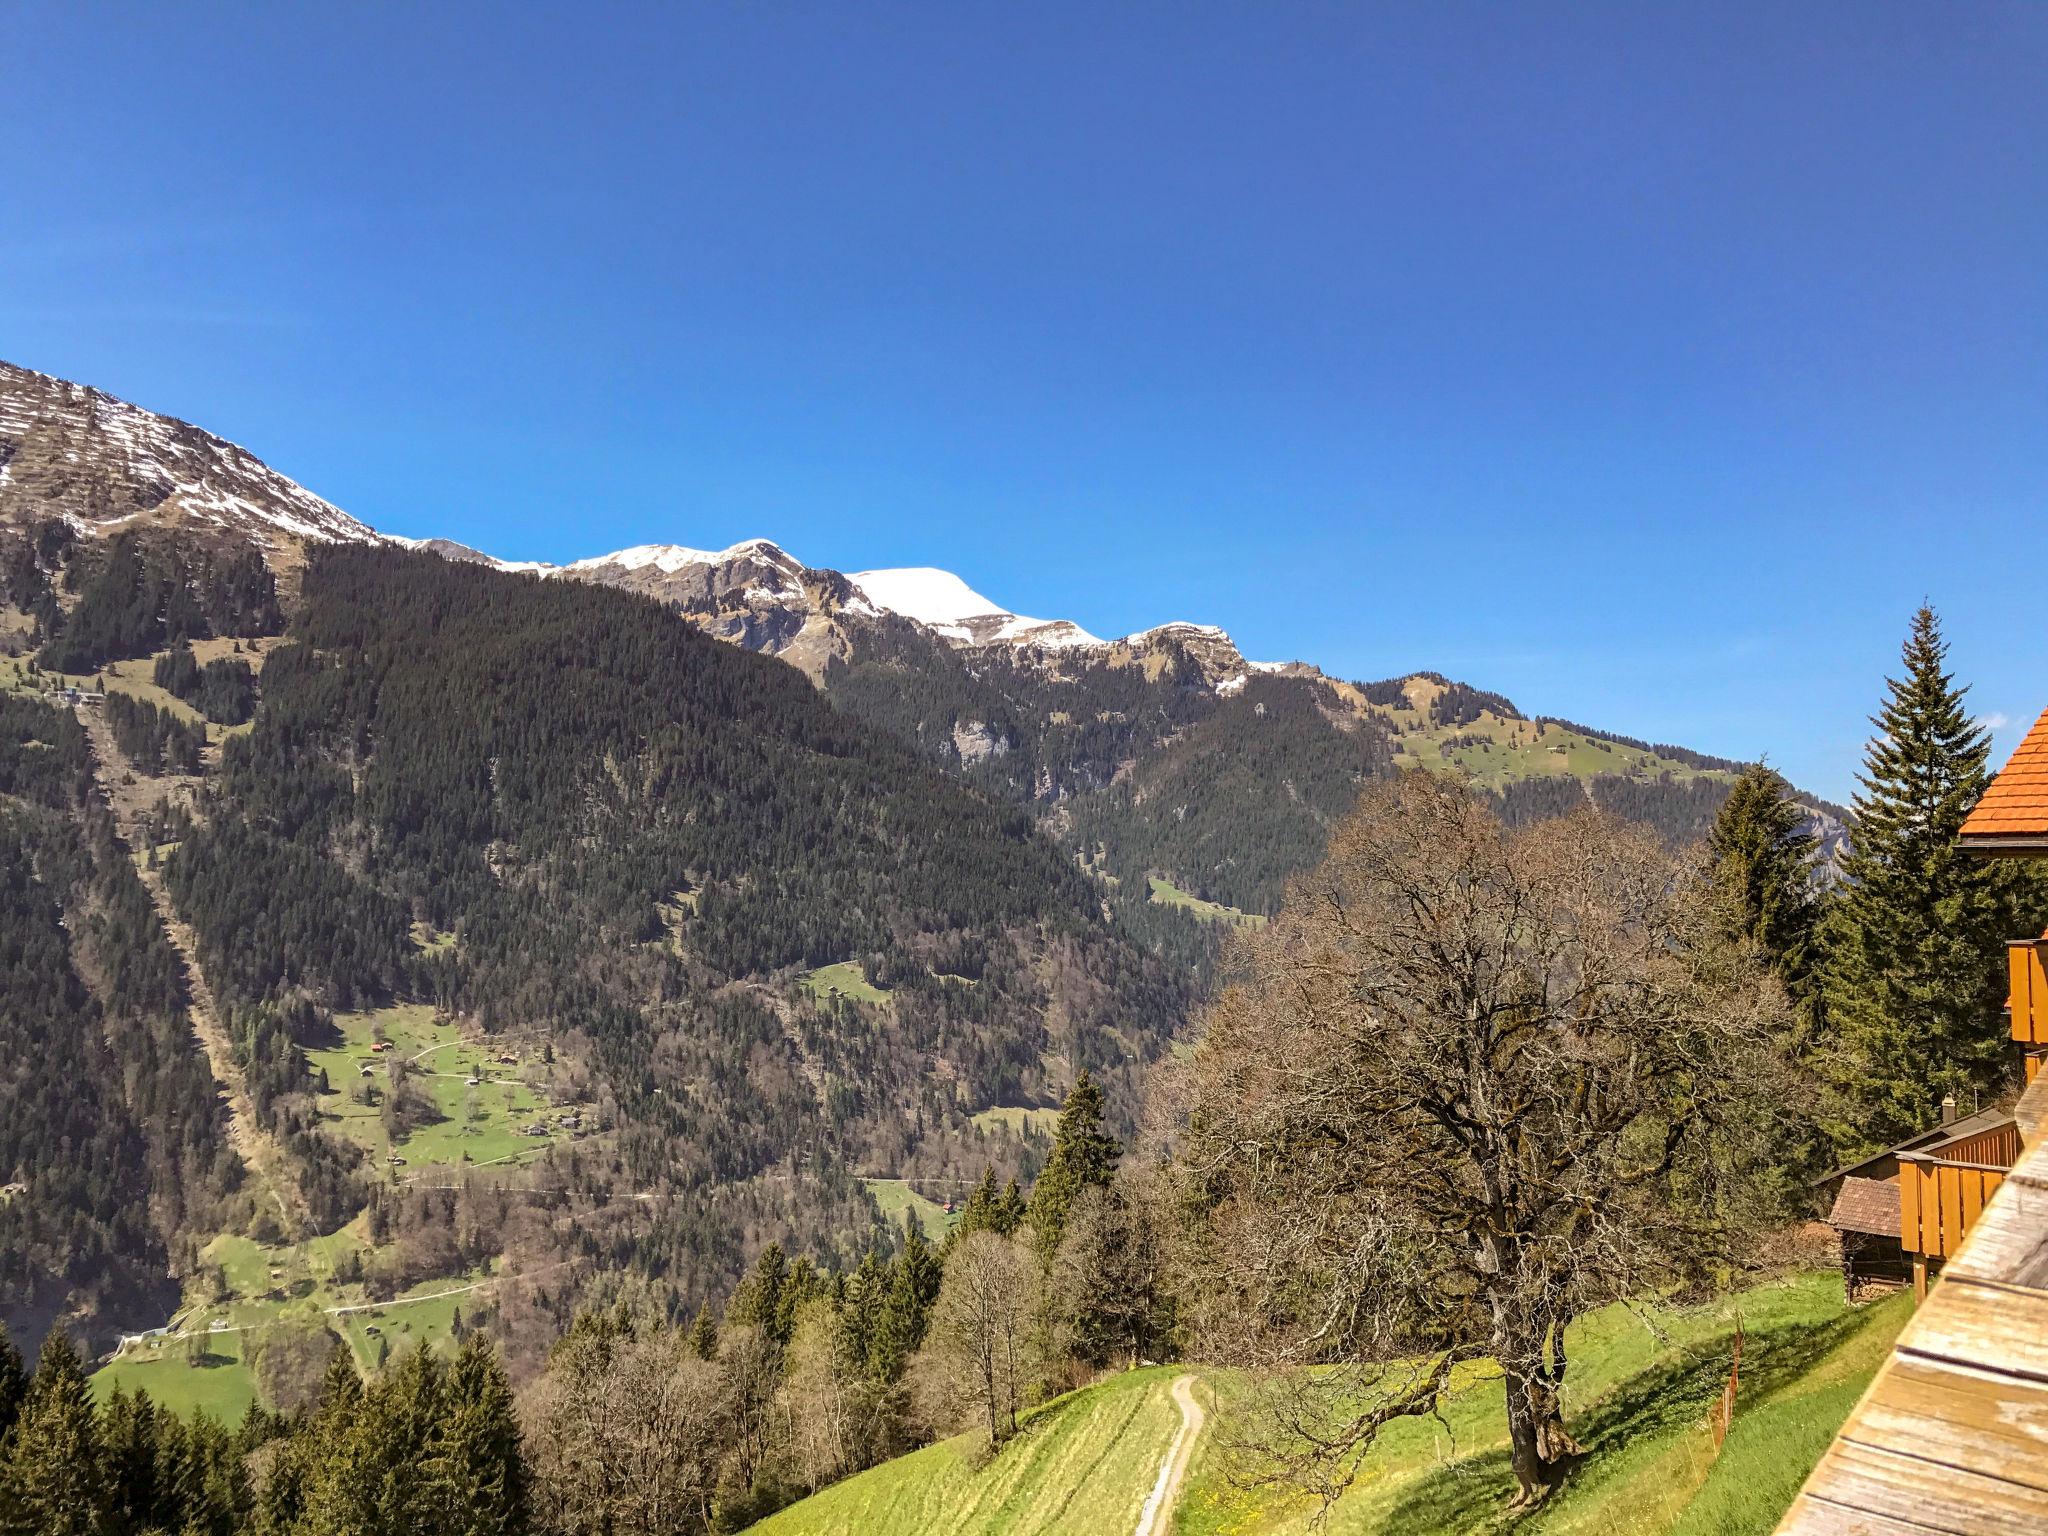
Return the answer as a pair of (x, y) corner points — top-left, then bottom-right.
(1940, 1094), (1958, 1127)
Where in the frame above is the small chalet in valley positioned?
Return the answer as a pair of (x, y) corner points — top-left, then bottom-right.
(1778, 706), (2048, 1534)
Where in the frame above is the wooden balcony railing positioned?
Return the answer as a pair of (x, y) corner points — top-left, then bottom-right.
(1898, 1151), (2010, 1258)
(2011, 939), (2047, 1045)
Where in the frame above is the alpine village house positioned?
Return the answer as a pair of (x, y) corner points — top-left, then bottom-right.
(1780, 706), (2048, 1535)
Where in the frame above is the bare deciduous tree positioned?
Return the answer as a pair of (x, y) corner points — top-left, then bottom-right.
(1179, 772), (1794, 1509)
(523, 1319), (733, 1535)
(918, 1231), (1039, 1449)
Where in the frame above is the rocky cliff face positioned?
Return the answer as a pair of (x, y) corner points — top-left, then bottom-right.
(0, 360), (379, 560)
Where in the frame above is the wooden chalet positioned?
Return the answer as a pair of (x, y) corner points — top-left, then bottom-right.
(1819, 1103), (2016, 1302)
(1777, 706), (2048, 1535)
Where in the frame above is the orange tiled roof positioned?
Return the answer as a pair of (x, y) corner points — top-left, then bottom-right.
(1960, 706), (2048, 842)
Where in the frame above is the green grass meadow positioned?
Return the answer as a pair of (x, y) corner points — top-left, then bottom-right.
(752, 1270), (1904, 1536)
(1148, 876), (1266, 927)
(307, 1003), (559, 1172)
(801, 961), (891, 1005)
(863, 1178), (958, 1241)
(750, 1367), (1190, 1536)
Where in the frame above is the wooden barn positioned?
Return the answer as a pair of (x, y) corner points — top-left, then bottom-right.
(1817, 1104), (2021, 1303)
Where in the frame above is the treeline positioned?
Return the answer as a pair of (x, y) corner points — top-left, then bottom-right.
(155, 645), (258, 725)
(0, 697), (240, 1350)
(107, 691), (206, 775)
(31, 528), (281, 673)
(1532, 714), (1753, 778)
(523, 1073), (1162, 1532)
(0, 1074), (1155, 1536)
(1493, 770), (1738, 848)
(0, 1324), (524, 1536)
(1427, 679), (1522, 727)
(1066, 675), (1396, 915)
(160, 545), (1184, 1302)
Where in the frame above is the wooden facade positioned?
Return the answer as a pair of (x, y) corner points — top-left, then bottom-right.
(2010, 938), (2046, 1047)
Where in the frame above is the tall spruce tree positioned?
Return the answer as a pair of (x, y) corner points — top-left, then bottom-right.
(0, 1327), (25, 1445)
(1025, 1071), (1121, 1258)
(1, 1332), (109, 1536)
(435, 1335), (529, 1536)
(955, 1169), (1004, 1238)
(1825, 606), (2019, 1146)
(873, 1218), (942, 1379)
(1709, 764), (1822, 990)
(99, 1387), (160, 1533)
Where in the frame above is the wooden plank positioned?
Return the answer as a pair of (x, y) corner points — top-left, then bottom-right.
(1940, 1165), (1964, 1257)
(1941, 1171), (2048, 1288)
(1901, 1162), (1925, 1254)
(1780, 1491), (1970, 1536)
(1898, 1278), (2048, 1382)
(1853, 1355), (2048, 1492)
(2011, 944), (2032, 1045)
(2027, 944), (2048, 1046)
(1801, 1436), (2048, 1535)
(1960, 1170), (1988, 1233)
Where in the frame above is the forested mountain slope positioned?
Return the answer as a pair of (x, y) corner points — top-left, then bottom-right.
(0, 358), (1845, 1375)
(0, 696), (241, 1351)
(2, 359), (1843, 941)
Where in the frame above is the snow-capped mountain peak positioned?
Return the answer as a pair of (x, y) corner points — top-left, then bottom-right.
(564, 538), (794, 577)
(849, 567), (1104, 649)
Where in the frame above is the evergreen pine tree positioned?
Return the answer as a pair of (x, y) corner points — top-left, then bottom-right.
(772, 1257), (823, 1347)
(1825, 607), (2026, 1145)
(686, 1306), (719, 1361)
(996, 1178), (1027, 1236)
(955, 1170), (1002, 1238)
(728, 1243), (789, 1336)
(1, 1331), (110, 1536)
(1025, 1070), (1121, 1256)
(98, 1387), (160, 1533)
(1710, 765), (1822, 985)
(433, 1334), (529, 1536)
(0, 1326), (26, 1445)
(1709, 763), (1826, 1041)
(839, 1253), (887, 1379)
(872, 1218), (942, 1380)
(179, 1414), (242, 1536)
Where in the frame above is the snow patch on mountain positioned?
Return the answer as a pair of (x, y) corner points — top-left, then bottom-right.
(849, 567), (1104, 648)
(565, 538), (791, 576)
(0, 359), (381, 549)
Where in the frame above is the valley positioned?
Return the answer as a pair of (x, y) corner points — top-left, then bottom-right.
(0, 358), (1964, 1536)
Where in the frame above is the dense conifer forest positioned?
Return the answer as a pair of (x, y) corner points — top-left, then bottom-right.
(0, 697), (239, 1348)
(149, 546), (1184, 1312)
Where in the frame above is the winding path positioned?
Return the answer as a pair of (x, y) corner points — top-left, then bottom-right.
(1134, 1374), (1206, 1536)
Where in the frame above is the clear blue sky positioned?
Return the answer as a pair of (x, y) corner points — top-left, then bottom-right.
(4, 3), (2043, 800)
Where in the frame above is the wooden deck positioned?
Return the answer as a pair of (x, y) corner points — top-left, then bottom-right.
(1777, 1075), (2048, 1534)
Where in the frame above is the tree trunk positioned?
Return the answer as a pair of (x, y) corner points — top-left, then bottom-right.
(1501, 1353), (1582, 1507)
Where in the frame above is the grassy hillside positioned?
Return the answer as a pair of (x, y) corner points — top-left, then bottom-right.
(751, 1270), (1906, 1536)
(750, 1366), (1193, 1536)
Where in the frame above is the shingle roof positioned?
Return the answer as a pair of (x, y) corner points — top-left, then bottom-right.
(1828, 1175), (1901, 1238)
(1961, 706), (2048, 844)
(1814, 1104), (2016, 1184)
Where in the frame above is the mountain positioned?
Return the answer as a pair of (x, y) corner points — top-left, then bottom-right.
(0, 360), (378, 560)
(0, 360), (1846, 1424)
(2, 358), (1838, 930)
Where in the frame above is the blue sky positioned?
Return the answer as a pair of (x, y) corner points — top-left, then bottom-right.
(3, 3), (2043, 800)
